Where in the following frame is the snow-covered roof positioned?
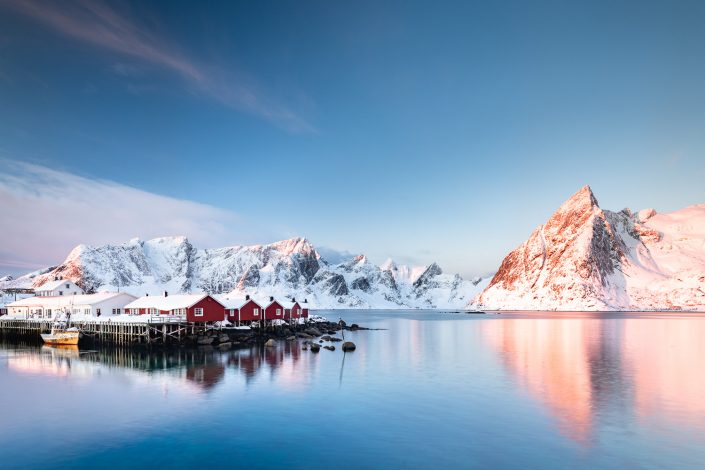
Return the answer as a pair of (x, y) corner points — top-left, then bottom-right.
(253, 297), (283, 308)
(7, 292), (135, 308)
(124, 294), (216, 311)
(36, 279), (80, 291)
(280, 300), (298, 309)
(213, 294), (252, 309)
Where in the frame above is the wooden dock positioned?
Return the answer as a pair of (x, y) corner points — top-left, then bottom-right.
(0, 318), (220, 345)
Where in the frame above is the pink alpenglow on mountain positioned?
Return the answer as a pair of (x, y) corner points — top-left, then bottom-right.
(474, 186), (705, 311)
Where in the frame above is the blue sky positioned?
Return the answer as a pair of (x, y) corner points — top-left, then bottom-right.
(1, 0), (704, 277)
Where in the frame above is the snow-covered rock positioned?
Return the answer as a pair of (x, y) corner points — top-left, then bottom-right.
(474, 186), (705, 311)
(0, 237), (487, 309)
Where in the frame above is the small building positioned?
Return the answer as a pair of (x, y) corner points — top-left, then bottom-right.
(300, 299), (310, 318)
(5, 292), (137, 319)
(124, 293), (225, 323)
(34, 279), (84, 297)
(281, 299), (301, 319)
(261, 296), (285, 321)
(215, 294), (262, 324)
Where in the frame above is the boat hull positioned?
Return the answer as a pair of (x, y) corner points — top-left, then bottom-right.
(41, 331), (80, 346)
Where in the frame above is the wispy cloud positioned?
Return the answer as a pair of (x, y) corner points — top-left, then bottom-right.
(1, 0), (315, 133)
(0, 159), (274, 274)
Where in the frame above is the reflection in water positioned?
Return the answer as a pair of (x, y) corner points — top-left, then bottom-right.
(1, 338), (313, 394)
(483, 315), (705, 446)
(624, 319), (705, 431)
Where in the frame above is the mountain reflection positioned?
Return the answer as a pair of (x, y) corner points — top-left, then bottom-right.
(1, 339), (313, 393)
(483, 314), (705, 446)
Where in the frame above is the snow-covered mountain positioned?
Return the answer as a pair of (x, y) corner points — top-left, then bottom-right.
(474, 186), (705, 311)
(0, 237), (487, 309)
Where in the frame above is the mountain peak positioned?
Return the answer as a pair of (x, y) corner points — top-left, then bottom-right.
(268, 237), (316, 256)
(380, 258), (397, 271)
(562, 185), (599, 210)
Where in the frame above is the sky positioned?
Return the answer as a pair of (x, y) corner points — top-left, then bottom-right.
(1, 0), (704, 278)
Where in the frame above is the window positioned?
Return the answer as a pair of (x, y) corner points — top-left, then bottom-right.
(149, 308), (158, 315)
(194, 308), (204, 317)
(73, 309), (79, 314)
(276, 308), (282, 316)
(112, 308), (121, 315)
(253, 308), (259, 316)
(59, 291), (63, 296)
(47, 309), (52, 315)
(84, 309), (90, 315)
(66, 283), (70, 289)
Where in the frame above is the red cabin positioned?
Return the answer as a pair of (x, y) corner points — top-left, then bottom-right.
(262, 297), (285, 321)
(215, 295), (264, 323)
(124, 293), (225, 323)
(281, 300), (301, 319)
(300, 300), (310, 318)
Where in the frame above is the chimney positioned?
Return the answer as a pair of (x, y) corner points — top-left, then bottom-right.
(55, 276), (59, 281)
(164, 291), (168, 297)
(304, 298), (308, 303)
(292, 297), (296, 302)
(270, 296), (274, 302)
(245, 294), (250, 301)
(146, 293), (149, 296)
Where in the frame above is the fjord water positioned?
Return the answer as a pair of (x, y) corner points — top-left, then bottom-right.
(1, 311), (704, 469)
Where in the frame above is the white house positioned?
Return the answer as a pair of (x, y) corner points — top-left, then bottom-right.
(35, 279), (84, 297)
(6, 292), (137, 319)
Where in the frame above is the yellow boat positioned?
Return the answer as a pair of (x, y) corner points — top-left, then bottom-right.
(41, 327), (81, 346)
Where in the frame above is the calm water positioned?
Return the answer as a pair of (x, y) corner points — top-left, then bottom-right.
(1, 310), (705, 469)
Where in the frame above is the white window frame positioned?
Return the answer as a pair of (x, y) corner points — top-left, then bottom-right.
(253, 308), (259, 316)
(276, 308), (282, 316)
(194, 308), (204, 317)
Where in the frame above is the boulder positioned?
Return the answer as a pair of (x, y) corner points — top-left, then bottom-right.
(218, 342), (232, 350)
(296, 332), (313, 339)
(265, 339), (276, 347)
(329, 337), (342, 342)
(218, 334), (230, 343)
(197, 336), (214, 345)
(286, 335), (296, 341)
(323, 345), (335, 351)
(342, 342), (356, 352)
(310, 343), (321, 353)
(305, 327), (323, 337)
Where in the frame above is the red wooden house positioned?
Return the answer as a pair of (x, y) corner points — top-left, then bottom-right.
(262, 296), (285, 321)
(216, 294), (263, 323)
(124, 293), (225, 322)
(281, 299), (301, 319)
(299, 299), (310, 318)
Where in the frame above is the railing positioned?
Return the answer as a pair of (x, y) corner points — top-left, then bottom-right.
(148, 313), (187, 324)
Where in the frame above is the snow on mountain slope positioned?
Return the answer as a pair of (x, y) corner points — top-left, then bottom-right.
(0, 237), (486, 309)
(474, 186), (705, 311)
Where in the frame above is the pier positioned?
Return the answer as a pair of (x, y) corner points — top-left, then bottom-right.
(0, 318), (222, 346)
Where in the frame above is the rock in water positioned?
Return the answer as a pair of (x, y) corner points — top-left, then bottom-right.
(310, 343), (321, 353)
(324, 345), (335, 351)
(265, 339), (276, 347)
(197, 336), (214, 345)
(342, 342), (356, 352)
